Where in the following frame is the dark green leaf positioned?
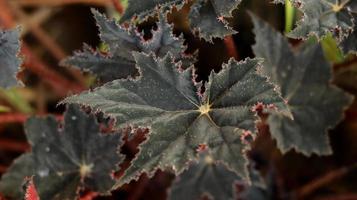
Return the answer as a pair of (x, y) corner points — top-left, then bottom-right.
(64, 52), (289, 187)
(120, 0), (184, 23)
(340, 16), (357, 54)
(0, 154), (35, 199)
(251, 14), (354, 155)
(169, 155), (270, 200)
(189, 0), (237, 41)
(63, 10), (191, 83)
(0, 28), (21, 88)
(120, 0), (241, 40)
(238, 168), (273, 200)
(169, 155), (241, 200)
(0, 105), (123, 199)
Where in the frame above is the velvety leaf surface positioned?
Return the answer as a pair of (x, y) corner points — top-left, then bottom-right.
(189, 0), (237, 41)
(0, 105), (123, 199)
(169, 156), (270, 200)
(238, 169), (273, 200)
(63, 10), (190, 83)
(340, 16), (357, 54)
(120, 0), (184, 22)
(120, 0), (241, 40)
(0, 154), (35, 199)
(64, 52), (289, 187)
(0, 28), (21, 88)
(275, 0), (356, 40)
(169, 155), (241, 200)
(251, 14), (353, 155)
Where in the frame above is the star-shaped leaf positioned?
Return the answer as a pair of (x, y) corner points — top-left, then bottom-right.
(63, 10), (191, 83)
(0, 28), (21, 88)
(275, 0), (356, 40)
(64, 52), (289, 188)
(119, 0), (241, 40)
(0, 105), (123, 199)
(251, 14), (353, 155)
(169, 155), (241, 200)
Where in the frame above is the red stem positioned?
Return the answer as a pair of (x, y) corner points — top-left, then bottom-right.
(0, 164), (8, 173)
(224, 36), (239, 60)
(0, 113), (63, 124)
(0, 113), (28, 124)
(0, 139), (29, 152)
(297, 163), (357, 198)
(111, 0), (124, 14)
(22, 46), (85, 96)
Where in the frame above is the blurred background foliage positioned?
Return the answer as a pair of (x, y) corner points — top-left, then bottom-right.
(0, 0), (356, 199)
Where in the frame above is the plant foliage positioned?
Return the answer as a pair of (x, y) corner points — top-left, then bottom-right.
(275, 0), (357, 40)
(63, 10), (191, 83)
(120, 0), (241, 40)
(169, 154), (241, 200)
(251, 14), (353, 155)
(1, 0), (356, 199)
(340, 16), (357, 55)
(64, 52), (289, 187)
(0, 105), (123, 199)
(0, 28), (21, 88)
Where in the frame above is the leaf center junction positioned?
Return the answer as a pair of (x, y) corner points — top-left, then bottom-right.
(199, 103), (211, 115)
(329, 0), (350, 12)
(79, 163), (94, 177)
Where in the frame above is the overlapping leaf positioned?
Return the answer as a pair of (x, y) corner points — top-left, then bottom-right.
(63, 10), (191, 83)
(120, 0), (183, 22)
(0, 105), (123, 199)
(120, 0), (240, 40)
(189, 0), (237, 41)
(251, 14), (353, 155)
(0, 28), (21, 88)
(64, 51), (289, 187)
(340, 16), (357, 54)
(275, 0), (356, 40)
(169, 155), (270, 200)
(237, 169), (274, 200)
(0, 154), (35, 200)
(169, 155), (241, 200)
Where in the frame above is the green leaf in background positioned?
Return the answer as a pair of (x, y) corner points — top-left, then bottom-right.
(251, 13), (354, 155)
(0, 105), (11, 113)
(284, 0), (296, 33)
(321, 32), (345, 63)
(274, 0), (356, 41)
(0, 88), (33, 114)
